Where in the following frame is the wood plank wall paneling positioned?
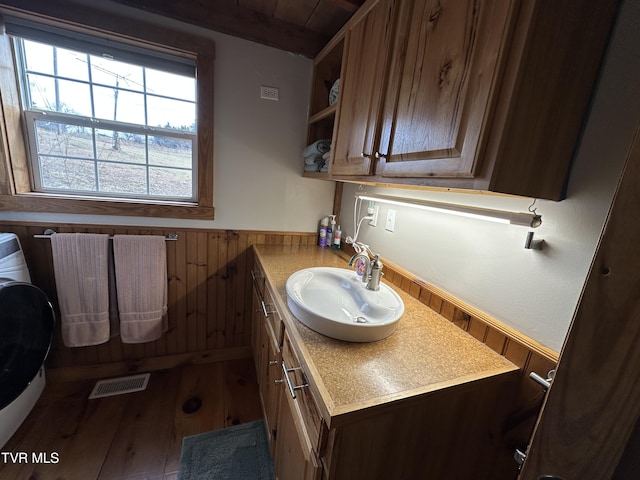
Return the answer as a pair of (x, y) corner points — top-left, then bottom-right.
(0, 223), (317, 372)
(4, 221), (556, 463)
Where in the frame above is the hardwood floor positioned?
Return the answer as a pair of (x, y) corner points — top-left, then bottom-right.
(0, 358), (262, 480)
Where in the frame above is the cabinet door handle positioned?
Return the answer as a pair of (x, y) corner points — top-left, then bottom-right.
(250, 270), (263, 281)
(529, 369), (555, 390)
(251, 270), (265, 302)
(280, 361), (309, 399)
(361, 152), (372, 158)
(261, 300), (276, 318)
(374, 151), (387, 159)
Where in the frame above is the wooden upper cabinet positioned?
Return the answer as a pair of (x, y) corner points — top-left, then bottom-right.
(326, 0), (620, 200)
(331, 0), (513, 179)
(331, 0), (398, 176)
(376, 0), (512, 179)
(303, 35), (344, 179)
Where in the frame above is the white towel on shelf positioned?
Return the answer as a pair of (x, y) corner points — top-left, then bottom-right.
(50, 233), (110, 347)
(113, 235), (168, 344)
(303, 139), (331, 157)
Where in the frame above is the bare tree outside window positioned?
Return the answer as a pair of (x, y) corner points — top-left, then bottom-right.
(15, 38), (197, 201)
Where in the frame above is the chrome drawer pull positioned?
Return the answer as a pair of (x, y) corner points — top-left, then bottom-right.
(251, 270), (266, 302)
(280, 361), (309, 399)
(261, 300), (276, 318)
(529, 369), (555, 390)
(250, 270), (262, 282)
(251, 270), (264, 290)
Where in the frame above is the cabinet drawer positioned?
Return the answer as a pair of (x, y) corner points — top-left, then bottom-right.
(281, 331), (323, 451)
(251, 265), (283, 347)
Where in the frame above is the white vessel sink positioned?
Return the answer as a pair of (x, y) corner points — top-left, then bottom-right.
(285, 267), (404, 342)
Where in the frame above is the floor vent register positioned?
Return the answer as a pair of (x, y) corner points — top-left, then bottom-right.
(89, 373), (151, 399)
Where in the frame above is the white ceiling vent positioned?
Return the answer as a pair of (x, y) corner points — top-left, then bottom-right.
(89, 373), (150, 399)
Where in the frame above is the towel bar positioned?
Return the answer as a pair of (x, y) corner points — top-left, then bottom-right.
(33, 229), (178, 241)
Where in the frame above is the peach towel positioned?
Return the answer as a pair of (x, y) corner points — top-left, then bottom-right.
(50, 233), (110, 347)
(113, 235), (168, 343)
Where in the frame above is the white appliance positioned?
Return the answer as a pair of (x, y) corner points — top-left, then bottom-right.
(0, 233), (55, 448)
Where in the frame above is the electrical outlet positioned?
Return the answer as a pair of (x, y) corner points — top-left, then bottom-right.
(260, 85), (279, 101)
(385, 209), (396, 232)
(369, 204), (379, 226)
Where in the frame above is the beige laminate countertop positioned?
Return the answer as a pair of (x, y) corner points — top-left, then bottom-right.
(254, 244), (518, 427)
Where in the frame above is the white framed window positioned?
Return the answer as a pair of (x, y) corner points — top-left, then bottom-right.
(10, 25), (198, 202)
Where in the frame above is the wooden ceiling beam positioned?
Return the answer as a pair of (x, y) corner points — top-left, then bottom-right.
(273, 0), (319, 28)
(327, 0), (362, 13)
(305, 0), (356, 34)
(112, 0), (331, 57)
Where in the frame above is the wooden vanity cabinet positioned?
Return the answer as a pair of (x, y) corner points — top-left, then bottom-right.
(273, 331), (323, 480)
(252, 246), (521, 479)
(250, 265), (282, 454)
(327, 0), (619, 200)
(252, 261), (324, 479)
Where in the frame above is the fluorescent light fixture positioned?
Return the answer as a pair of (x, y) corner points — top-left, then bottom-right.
(356, 193), (541, 227)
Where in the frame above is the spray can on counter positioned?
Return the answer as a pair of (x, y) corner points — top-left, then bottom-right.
(318, 216), (329, 247)
(327, 215), (336, 247)
(332, 224), (342, 250)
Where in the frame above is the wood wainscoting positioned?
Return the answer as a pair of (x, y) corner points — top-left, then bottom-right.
(0, 222), (317, 377)
(379, 259), (559, 475)
(3, 221), (556, 472)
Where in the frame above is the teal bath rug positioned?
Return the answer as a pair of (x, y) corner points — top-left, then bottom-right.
(177, 419), (274, 480)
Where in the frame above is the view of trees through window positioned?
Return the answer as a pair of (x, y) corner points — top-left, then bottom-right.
(16, 38), (197, 200)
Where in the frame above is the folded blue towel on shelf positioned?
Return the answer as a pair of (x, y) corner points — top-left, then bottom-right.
(305, 154), (324, 166)
(303, 139), (331, 157)
(304, 163), (324, 172)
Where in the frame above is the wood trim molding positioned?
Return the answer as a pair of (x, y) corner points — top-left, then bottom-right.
(46, 346), (253, 383)
(388, 262), (558, 362)
(336, 249), (558, 363)
(0, 193), (216, 219)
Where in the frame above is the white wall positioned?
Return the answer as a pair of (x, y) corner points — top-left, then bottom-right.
(339, 0), (640, 353)
(0, 2), (335, 232)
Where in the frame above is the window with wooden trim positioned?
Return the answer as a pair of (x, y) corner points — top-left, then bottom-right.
(0, 3), (215, 219)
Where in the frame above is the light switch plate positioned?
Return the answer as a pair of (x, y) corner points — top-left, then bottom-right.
(385, 209), (396, 232)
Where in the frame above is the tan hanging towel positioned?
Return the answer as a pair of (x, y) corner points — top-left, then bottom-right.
(50, 233), (110, 347)
(113, 235), (168, 343)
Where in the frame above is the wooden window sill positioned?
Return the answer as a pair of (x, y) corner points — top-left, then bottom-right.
(0, 193), (214, 219)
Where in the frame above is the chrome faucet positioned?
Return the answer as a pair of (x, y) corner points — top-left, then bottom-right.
(348, 251), (384, 291)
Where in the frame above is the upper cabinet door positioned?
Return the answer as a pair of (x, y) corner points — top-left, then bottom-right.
(331, 0), (398, 176)
(376, 0), (513, 178)
(319, 0), (618, 199)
